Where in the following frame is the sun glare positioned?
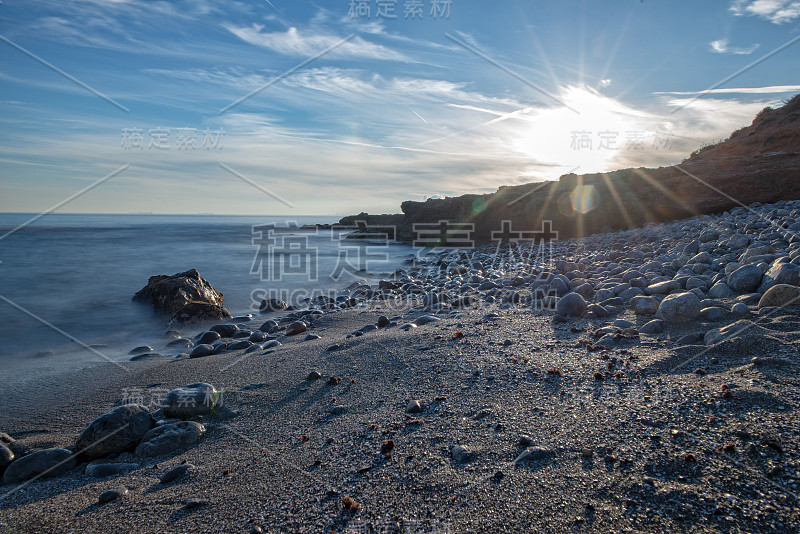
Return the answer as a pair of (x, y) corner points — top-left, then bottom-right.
(512, 86), (647, 177)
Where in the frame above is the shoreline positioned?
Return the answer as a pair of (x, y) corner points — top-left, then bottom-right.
(1, 200), (799, 532)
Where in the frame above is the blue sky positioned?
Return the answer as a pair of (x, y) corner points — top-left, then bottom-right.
(1, 0), (799, 216)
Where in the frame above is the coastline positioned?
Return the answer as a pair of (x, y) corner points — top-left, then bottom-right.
(1, 201), (799, 533)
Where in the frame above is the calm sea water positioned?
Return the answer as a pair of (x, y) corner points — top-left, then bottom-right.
(0, 213), (415, 362)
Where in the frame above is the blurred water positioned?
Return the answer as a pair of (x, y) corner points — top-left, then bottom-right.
(0, 213), (414, 362)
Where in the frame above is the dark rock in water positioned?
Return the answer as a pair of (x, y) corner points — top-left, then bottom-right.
(0, 443), (14, 472)
(285, 321), (308, 336)
(169, 302), (231, 326)
(229, 315), (253, 323)
(3, 448), (76, 483)
(210, 324), (239, 338)
(85, 462), (137, 478)
(76, 404), (154, 461)
(161, 383), (217, 419)
(160, 463), (194, 484)
(260, 299), (287, 313)
(377, 315), (391, 328)
(555, 293), (587, 317)
(134, 421), (205, 457)
(128, 346), (153, 356)
(229, 340), (253, 350)
(98, 486), (128, 503)
(133, 269), (226, 315)
(189, 344), (216, 358)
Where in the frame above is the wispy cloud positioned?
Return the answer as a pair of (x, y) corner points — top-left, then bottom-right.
(709, 38), (760, 55)
(730, 0), (800, 23)
(224, 24), (411, 62)
(654, 84), (800, 95)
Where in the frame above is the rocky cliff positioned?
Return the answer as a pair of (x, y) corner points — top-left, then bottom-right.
(350, 93), (800, 244)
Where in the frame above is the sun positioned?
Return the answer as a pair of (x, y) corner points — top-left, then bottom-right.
(512, 86), (648, 177)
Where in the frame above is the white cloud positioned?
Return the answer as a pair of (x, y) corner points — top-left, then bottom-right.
(709, 38), (760, 54)
(730, 0), (800, 23)
(223, 24), (411, 62)
(654, 84), (800, 95)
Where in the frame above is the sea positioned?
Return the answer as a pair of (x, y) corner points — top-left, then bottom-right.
(0, 213), (417, 364)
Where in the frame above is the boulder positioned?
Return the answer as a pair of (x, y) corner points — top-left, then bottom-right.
(3, 448), (76, 484)
(640, 319), (664, 334)
(555, 293), (587, 317)
(758, 284), (800, 309)
(630, 296), (659, 315)
(758, 263), (800, 293)
(133, 269), (226, 315)
(189, 344), (216, 358)
(727, 265), (763, 293)
(160, 383), (218, 419)
(134, 421), (205, 457)
(656, 292), (701, 322)
(75, 404), (154, 460)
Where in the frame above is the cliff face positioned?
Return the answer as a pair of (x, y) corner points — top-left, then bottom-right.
(353, 94), (800, 244)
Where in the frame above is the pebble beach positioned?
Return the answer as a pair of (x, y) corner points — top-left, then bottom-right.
(1, 199), (799, 533)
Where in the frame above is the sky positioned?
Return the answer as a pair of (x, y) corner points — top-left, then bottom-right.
(0, 0), (799, 217)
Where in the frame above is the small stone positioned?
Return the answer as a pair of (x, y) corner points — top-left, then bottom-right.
(303, 333), (321, 341)
(189, 344), (216, 358)
(450, 445), (475, 464)
(285, 321), (308, 336)
(98, 486), (128, 503)
(377, 315), (391, 328)
(406, 399), (423, 414)
(160, 463), (194, 483)
(514, 447), (555, 466)
(306, 371), (322, 381)
(128, 346), (153, 355)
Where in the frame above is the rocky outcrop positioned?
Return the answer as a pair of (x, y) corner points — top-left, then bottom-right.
(347, 93), (800, 244)
(133, 269), (231, 323)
